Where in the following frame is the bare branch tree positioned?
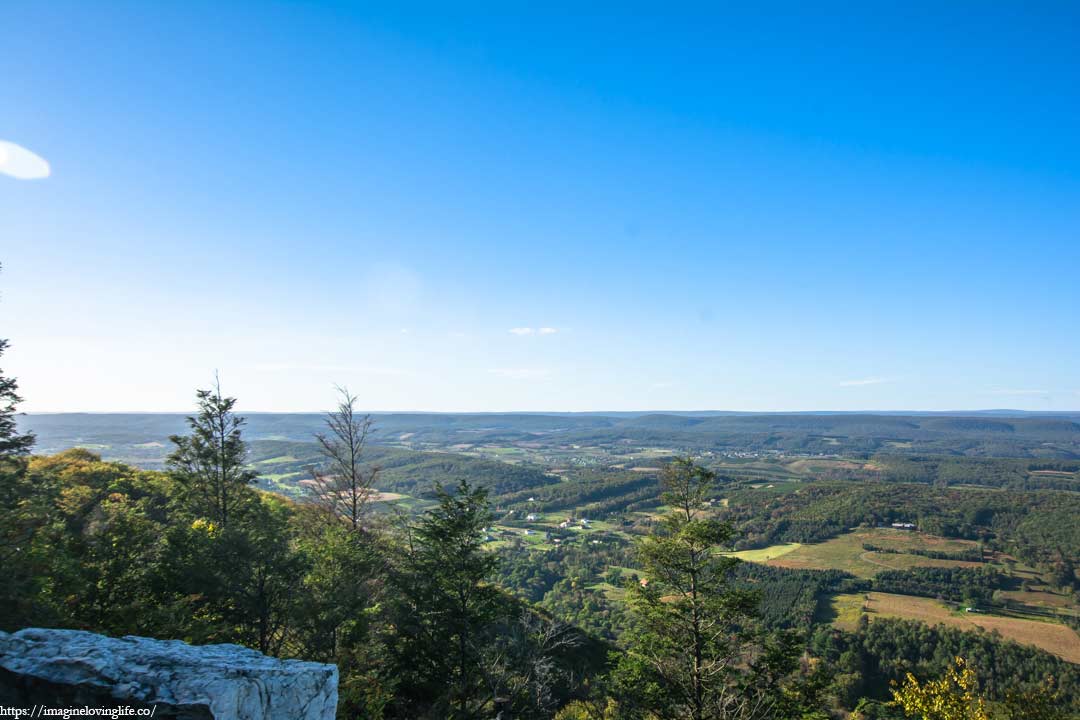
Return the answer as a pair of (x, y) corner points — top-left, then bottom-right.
(306, 386), (380, 531)
(481, 610), (582, 718)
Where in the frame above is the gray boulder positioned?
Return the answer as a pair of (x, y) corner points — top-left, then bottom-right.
(0, 628), (337, 720)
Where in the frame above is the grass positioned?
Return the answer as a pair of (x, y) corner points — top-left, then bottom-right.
(256, 454), (299, 465)
(260, 471), (302, 482)
(586, 582), (627, 601)
(1002, 589), (1074, 609)
(485, 446), (526, 456)
(785, 458), (864, 474)
(606, 565), (646, 581)
(722, 543), (802, 562)
(827, 592), (1080, 664)
(822, 592), (866, 627)
(862, 552), (983, 573)
(767, 529), (982, 579)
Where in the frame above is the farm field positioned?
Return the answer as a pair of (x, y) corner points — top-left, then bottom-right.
(1001, 589), (1080, 616)
(766, 528), (983, 579)
(722, 543), (801, 562)
(828, 592), (1080, 664)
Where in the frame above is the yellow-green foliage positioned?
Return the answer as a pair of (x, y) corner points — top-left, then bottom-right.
(890, 657), (990, 720)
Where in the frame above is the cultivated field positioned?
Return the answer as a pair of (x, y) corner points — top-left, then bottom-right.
(829, 592), (1080, 664)
(722, 543), (801, 562)
(766, 529), (982, 579)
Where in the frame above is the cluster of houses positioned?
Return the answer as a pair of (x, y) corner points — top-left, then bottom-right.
(523, 513), (592, 530)
(474, 510), (612, 548)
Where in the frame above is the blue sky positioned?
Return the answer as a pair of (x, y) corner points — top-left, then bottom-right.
(2, 1), (1079, 412)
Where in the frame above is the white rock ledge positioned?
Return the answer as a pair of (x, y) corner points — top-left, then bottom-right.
(0, 628), (338, 720)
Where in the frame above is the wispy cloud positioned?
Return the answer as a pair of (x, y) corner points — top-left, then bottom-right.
(488, 367), (551, 380)
(0, 140), (50, 180)
(838, 377), (890, 387)
(254, 362), (410, 376)
(508, 327), (558, 336)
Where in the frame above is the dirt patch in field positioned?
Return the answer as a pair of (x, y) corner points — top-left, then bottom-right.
(860, 551), (983, 572)
(786, 459), (866, 474)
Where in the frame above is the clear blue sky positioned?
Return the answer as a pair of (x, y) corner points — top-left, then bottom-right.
(3, 1), (1079, 412)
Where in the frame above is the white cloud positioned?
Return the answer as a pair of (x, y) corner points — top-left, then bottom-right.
(254, 362), (410, 376)
(488, 367), (551, 380)
(838, 377), (890, 387)
(0, 140), (50, 180)
(509, 327), (535, 335)
(537, 327), (558, 335)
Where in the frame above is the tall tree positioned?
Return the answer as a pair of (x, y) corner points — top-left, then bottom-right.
(306, 386), (379, 531)
(392, 479), (499, 719)
(0, 333), (43, 630)
(617, 458), (761, 720)
(293, 514), (390, 718)
(166, 379), (256, 527)
(0, 338), (35, 457)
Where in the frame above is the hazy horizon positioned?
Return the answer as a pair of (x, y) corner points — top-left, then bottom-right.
(19, 407), (1080, 417)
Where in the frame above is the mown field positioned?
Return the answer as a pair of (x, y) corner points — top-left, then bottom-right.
(829, 592), (1080, 664)
(765, 528), (983, 579)
(722, 543), (802, 562)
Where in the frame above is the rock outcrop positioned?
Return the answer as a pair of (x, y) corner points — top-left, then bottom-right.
(0, 628), (337, 720)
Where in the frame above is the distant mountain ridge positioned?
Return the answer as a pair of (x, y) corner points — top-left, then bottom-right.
(19, 411), (1080, 460)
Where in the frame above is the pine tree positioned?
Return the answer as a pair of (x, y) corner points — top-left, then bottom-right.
(393, 478), (499, 719)
(0, 338), (35, 457)
(166, 379), (256, 527)
(617, 458), (761, 720)
(0, 335), (42, 630)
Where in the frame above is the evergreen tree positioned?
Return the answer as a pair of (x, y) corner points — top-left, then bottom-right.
(0, 334), (42, 630)
(392, 478), (499, 719)
(0, 338), (35, 457)
(167, 379), (256, 527)
(616, 458), (762, 720)
(293, 511), (390, 719)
